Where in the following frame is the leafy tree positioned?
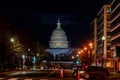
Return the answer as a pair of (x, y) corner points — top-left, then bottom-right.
(0, 18), (31, 71)
(0, 18), (11, 71)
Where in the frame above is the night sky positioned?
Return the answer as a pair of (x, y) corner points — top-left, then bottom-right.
(0, 0), (109, 48)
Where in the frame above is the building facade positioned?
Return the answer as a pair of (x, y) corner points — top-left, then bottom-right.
(49, 19), (69, 48)
(97, 5), (111, 58)
(91, 4), (111, 66)
(46, 19), (74, 60)
(110, 0), (120, 57)
(90, 18), (97, 65)
(91, 0), (120, 70)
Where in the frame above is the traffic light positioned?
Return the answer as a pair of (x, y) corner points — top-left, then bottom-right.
(32, 56), (36, 61)
(75, 59), (79, 65)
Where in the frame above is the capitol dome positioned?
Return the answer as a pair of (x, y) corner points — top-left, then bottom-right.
(49, 19), (69, 48)
(52, 29), (66, 38)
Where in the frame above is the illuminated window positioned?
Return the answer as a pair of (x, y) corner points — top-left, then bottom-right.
(106, 8), (111, 13)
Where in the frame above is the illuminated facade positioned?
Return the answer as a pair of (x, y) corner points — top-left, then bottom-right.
(91, 0), (120, 69)
(96, 5), (111, 58)
(49, 19), (69, 48)
(91, 4), (111, 66)
(110, 0), (120, 57)
(46, 19), (72, 59)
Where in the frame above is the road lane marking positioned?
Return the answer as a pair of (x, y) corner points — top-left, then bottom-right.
(79, 79), (86, 80)
(0, 78), (5, 79)
(24, 79), (32, 80)
(8, 78), (19, 80)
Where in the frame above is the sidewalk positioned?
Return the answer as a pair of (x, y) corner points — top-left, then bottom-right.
(108, 72), (120, 80)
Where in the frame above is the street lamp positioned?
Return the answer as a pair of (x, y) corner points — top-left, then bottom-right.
(102, 36), (105, 67)
(10, 38), (15, 70)
(81, 50), (83, 53)
(84, 47), (87, 51)
(89, 43), (93, 61)
(76, 54), (79, 57)
(37, 54), (39, 67)
(10, 38), (14, 43)
(71, 56), (75, 65)
(72, 56), (74, 60)
(28, 48), (30, 51)
(78, 51), (81, 54)
(89, 43), (93, 49)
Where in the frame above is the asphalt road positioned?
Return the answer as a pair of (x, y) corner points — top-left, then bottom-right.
(0, 69), (120, 80)
(0, 69), (78, 80)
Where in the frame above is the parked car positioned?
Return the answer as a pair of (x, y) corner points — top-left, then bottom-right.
(72, 65), (89, 79)
(73, 66), (110, 79)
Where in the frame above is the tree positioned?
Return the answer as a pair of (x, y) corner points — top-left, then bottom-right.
(0, 18), (31, 71)
(0, 18), (12, 71)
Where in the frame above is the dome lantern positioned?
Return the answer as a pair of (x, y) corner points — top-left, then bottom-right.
(56, 18), (61, 29)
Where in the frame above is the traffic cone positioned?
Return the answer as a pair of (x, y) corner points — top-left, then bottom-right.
(60, 69), (63, 78)
(77, 71), (80, 79)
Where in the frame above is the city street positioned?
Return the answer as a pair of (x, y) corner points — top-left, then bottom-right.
(0, 69), (120, 80)
(0, 0), (120, 80)
(0, 69), (78, 80)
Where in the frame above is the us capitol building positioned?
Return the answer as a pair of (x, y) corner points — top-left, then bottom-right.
(46, 19), (75, 60)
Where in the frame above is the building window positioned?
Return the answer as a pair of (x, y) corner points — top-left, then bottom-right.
(107, 23), (111, 27)
(107, 36), (111, 42)
(106, 8), (111, 13)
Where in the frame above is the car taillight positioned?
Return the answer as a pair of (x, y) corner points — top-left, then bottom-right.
(82, 65), (88, 70)
(84, 65), (88, 69)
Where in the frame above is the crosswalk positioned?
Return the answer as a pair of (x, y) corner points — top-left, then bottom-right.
(0, 78), (48, 80)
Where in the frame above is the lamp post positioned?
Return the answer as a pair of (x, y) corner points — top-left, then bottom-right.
(33, 56), (36, 69)
(89, 43), (93, 61)
(22, 55), (25, 70)
(102, 36), (105, 67)
(37, 54), (39, 67)
(10, 38), (15, 70)
(72, 56), (75, 65)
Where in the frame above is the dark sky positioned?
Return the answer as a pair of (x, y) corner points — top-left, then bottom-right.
(0, 0), (108, 47)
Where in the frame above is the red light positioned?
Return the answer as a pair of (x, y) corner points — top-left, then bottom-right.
(83, 65), (88, 69)
(85, 65), (88, 68)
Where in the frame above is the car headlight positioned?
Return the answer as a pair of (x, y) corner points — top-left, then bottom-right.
(80, 71), (85, 73)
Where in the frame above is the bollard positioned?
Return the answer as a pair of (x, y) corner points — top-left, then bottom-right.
(60, 68), (63, 78)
